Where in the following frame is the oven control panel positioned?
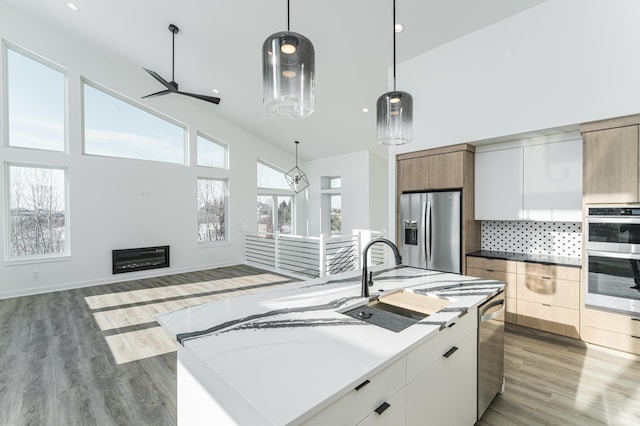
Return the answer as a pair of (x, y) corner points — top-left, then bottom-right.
(588, 206), (640, 216)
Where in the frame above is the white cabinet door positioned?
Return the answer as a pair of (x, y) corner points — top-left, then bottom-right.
(475, 147), (524, 220)
(406, 329), (478, 426)
(523, 139), (582, 222)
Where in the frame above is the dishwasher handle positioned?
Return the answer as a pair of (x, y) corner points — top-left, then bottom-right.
(480, 298), (505, 323)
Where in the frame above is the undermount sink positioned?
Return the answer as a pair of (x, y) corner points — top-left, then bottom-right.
(343, 290), (452, 332)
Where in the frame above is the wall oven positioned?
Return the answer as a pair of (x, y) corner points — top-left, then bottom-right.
(585, 205), (640, 315)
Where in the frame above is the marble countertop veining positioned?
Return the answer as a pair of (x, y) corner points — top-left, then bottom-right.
(157, 265), (505, 425)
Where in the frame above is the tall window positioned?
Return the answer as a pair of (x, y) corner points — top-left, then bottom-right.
(197, 133), (228, 169)
(83, 82), (186, 164)
(257, 161), (294, 235)
(7, 164), (68, 258)
(5, 45), (65, 151)
(322, 176), (342, 235)
(197, 178), (227, 242)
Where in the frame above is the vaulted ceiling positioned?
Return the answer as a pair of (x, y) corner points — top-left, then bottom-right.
(1, 0), (546, 160)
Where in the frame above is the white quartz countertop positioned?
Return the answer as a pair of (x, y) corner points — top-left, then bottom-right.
(157, 266), (505, 425)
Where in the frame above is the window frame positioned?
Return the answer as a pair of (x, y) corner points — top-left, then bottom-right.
(4, 161), (71, 264)
(196, 176), (229, 245)
(81, 78), (188, 165)
(3, 41), (68, 153)
(256, 159), (296, 234)
(196, 131), (229, 170)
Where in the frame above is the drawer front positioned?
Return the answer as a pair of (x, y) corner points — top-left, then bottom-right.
(516, 262), (581, 282)
(516, 300), (580, 338)
(467, 267), (516, 299)
(303, 357), (406, 426)
(356, 387), (406, 426)
(466, 256), (517, 274)
(516, 274), (580, 310)
(406, 309), (477, 381)
(583, 308), (640, 335)
(582, 326), (640, 356)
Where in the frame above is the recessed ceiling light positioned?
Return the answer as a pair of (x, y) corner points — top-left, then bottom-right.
(212, 88), (220, 94)
(67, 3), (79, 11)
(394, 23), (404, 33)
(362, 107), (369, 113)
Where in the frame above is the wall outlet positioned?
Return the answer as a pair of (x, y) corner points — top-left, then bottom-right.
(33, 271), (39, 278)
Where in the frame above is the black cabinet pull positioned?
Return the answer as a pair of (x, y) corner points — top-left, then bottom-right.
(354, 380), (370, 391)
(448, 322), (456, 328)
(443, 346), (459, 358)
(632, 318), (640, 322)
(632, 335), (640, 340)
(375, 402), (391, 415)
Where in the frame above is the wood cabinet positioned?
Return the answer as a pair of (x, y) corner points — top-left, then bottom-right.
(466, 256), (516, 323)
(581, 115), (640, 204)
(582, 308), (640, 356)
(406, 310), (477, 426)
(475, 138), (582, 221)
(466, 256), (581, 338)
(397, 144), (479, 274)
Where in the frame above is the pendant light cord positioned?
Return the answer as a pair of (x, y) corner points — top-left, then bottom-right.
(393, 0), (397, 91)
(287, 0), (291, 31)
(295, 140), (299, 166)
(172, 30), (176, 82)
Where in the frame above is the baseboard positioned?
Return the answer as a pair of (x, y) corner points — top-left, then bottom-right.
(0, 260), (241, 300)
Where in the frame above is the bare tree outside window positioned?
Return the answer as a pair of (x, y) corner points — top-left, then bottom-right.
(8, 165), (67, 257)
(197, 178), (227, 242)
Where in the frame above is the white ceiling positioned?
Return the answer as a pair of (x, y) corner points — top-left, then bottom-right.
(1, 0), (546, 161)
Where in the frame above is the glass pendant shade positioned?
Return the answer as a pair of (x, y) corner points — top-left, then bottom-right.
(285, 166), (309, 193)
(262, 31), (315, 118)
(376, 90), (413, 145)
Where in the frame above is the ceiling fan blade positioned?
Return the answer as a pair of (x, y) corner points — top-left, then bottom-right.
(177, 91), (221, 105)
(142, 89), (172, 99)
(143, 68), (176, 91)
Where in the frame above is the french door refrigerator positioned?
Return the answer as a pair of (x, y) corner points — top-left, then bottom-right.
(400, 190), (461, 273)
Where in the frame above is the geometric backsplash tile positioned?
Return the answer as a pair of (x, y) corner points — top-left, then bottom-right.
(481, 221), (582, 258)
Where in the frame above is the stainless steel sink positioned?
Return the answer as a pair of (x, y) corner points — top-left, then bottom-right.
(343, 301), (427, 332)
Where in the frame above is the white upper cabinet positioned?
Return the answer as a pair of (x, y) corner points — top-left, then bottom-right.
(475, 137), (583, 222)
(523, 138), (582, 221)
(475, 147), (524, 220)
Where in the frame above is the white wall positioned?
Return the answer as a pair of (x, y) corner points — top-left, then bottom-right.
(303, 151), (388, 237)
(0, 3), (297, 298)
(388, 0), (640, 240)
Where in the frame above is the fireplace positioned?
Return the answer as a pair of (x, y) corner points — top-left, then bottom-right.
(112, 245), (170, 274)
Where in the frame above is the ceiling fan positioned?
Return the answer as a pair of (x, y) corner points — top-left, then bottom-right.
(142, 24), (221, 105)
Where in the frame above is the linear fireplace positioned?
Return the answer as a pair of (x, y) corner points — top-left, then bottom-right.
(112, 245), (170, 274)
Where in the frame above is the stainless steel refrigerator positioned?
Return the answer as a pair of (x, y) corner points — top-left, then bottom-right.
(400, 191), (461, 273)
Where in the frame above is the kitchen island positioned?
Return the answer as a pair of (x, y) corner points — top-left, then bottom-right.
(157, 265), (505, 425)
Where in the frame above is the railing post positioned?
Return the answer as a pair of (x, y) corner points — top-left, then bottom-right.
(353, 230), (362, 270)
(319, 234), (326, 278)
(274, 232), (280, 271)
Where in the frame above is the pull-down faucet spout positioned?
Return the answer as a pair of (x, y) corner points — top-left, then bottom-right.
(361, 238), (403, 298)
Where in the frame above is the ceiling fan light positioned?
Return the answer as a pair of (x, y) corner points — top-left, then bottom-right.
(263, 31), (315, 118)
(377, 91), (413, 145)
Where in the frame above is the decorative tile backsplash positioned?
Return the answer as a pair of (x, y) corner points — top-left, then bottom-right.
(481, 221), (582, 258)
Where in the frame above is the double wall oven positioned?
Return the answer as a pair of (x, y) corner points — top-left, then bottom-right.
(585, 205), (640, 316)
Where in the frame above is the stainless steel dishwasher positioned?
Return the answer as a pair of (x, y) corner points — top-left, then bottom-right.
(477, 290), (506, 421)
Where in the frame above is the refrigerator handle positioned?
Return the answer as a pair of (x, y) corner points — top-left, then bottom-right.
(426, 199), (432, 262)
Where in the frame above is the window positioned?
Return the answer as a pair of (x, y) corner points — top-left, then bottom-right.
(197, 133), (228, 169)
(322, 176), (342, 235)
(6, 164), (68, 259)
(5, 45), (65, 151)
(83, 82), (186, 164)
(257, 161), (294, 234)
(197, 178), (227, 242)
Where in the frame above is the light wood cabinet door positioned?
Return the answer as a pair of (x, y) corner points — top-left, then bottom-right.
(583, 126), (639, 203)
(429, 151), (464, 189)
(398, 156), (430, 192)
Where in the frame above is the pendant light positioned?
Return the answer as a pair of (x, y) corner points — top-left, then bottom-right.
(262, 0), (315, 118)
(285, 141), (309, 193)
(376, 0), (413, 145)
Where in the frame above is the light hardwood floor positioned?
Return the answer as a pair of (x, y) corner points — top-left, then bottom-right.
(1, 265), (640, 425)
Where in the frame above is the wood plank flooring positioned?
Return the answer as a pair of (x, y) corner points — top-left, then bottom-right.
(1, 265), (640, 425)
